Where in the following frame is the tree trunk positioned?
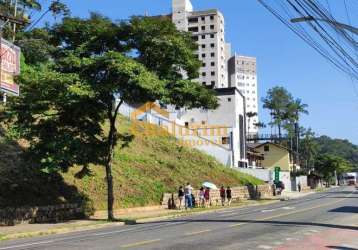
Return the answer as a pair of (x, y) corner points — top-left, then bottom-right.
(105, 118), (116, 221)
(278, 123), (282, 140)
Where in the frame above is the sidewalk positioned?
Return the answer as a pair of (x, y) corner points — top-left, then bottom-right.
(0, 199), (277, 241)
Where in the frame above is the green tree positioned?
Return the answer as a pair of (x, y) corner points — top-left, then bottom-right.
(8, 14), (218, 220)
(262, 86), (293, 139)
(314, 154), (352, 185)
(299, 128), (318, 170)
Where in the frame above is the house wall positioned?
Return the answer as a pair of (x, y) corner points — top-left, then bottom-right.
(255, 144), (291, 171)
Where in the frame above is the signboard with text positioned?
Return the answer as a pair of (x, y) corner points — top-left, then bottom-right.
(274, 166), (281, 183)
(0, 38), (21, 96)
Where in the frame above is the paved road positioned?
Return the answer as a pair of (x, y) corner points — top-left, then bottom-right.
(1, 186), (357, 250)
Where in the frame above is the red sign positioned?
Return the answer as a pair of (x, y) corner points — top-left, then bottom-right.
(0, 38), (20, 96)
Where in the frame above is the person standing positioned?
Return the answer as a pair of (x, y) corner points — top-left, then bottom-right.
(178, 186), (184, 209)
(204, 187), (210, 207)
(184, 183), (193, 209)
(220, 185), (226, 206)
(298, 182), (302, 193)
(199, 187), (205, 208)
(226, 186), (232, 206)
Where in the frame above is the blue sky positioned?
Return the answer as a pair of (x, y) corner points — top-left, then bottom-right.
(38, 0), (358, 144)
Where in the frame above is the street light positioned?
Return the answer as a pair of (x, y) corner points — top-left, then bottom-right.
(291, 16), (358, 35)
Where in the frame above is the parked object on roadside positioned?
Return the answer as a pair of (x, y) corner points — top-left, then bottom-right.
(226, 186), (232, 206)
(276, 181), (285, 195)
(204, 187), (210, 207)
(178, 186), (185, 209)
(220, 185), (226, 206)
(199, 187), (205, 207)
(184, 183), (193, 209)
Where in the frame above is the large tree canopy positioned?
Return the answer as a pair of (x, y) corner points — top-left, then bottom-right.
(8, 14), (218, 220)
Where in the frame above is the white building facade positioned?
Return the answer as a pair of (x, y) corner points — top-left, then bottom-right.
(172, 0), (228, 88)
(228, 55), (259, 135)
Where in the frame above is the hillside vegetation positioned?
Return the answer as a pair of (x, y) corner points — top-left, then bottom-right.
(0, 116), (263, 210)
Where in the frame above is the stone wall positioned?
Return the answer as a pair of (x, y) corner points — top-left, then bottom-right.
(162, 184), (273, 207)
(0, 204), (84, 226)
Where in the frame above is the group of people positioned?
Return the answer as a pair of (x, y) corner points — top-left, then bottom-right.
(177, 183), (232, 209)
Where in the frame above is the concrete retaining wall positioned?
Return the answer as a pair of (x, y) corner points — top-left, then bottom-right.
(162, 184), (273, 207)
(0, 204), (84, 226)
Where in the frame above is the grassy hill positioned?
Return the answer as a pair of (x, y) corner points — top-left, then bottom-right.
(0, 116), (263, 211)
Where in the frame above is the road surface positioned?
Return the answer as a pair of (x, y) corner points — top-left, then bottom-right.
(0, 186), (357, 250)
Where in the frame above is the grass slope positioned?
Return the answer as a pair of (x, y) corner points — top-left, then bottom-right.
(0, 116), (263, 210)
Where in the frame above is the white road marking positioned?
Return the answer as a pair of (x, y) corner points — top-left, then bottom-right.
(0, 241), (54, 250)
(261, 209), (275, 213)
(258, 245), (273, 249)
(217, 210), (236, 214)
(281, 206), (295, 210)
(218, 212), (237, 217)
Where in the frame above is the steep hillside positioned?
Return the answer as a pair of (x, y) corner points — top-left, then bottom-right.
(0, 116), (263, 210)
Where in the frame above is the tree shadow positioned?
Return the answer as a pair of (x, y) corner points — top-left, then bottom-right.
(327, 247), (358, 250)
(0, 137), (95, 225)
(329, 206), (358, 213)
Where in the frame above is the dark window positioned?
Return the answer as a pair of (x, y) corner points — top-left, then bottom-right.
(211, 62), (215, 66)
(211, 81), (215, 85)
(202, 62), (206, 67)
(201, 44), (206, 48)
(201, 16), (205, 21)
(210, 15), (214, 20)
(228, 98), (232, 102)
(201, 26), (205, 31)
(210, 43), (215, 48)
(201, 35), (206, 39)
(188, 27), (199, 32)
(222, 137), (230, 145)
(210, 25), (215, 29)
(192, 36), (198, 41)
(188, 17), (198, 23)
(210, 34), (215, 38)
(211, 71), (215, 76)
(239, 115), (245, 157)
(211, 52), (215, 57)
(202, 82), (206, 85)
(202, 53), (206, 58)
(264, 145), (270, 152)
(185, 122), (189, 128)
(202, 72), (206, 76)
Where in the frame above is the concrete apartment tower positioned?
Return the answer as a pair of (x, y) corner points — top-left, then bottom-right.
(172, 0), (228, 88)
(228, 55), (259, 135)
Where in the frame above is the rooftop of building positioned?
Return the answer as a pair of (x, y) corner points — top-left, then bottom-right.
(248, 142), (291, 152)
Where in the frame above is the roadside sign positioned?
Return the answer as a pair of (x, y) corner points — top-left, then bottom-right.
(274, 166), (280, 183)
(0, 38), (21, 96)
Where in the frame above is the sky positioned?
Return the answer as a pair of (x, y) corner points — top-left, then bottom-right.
(37, 0), (358, 144)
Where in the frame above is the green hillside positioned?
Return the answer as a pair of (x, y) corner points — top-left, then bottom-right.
(0, 116), (263, 211)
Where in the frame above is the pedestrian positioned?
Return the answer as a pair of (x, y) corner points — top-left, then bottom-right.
(184, 182), (193, 209)
(199, 187), (205, 207)
(298, 182), (301, 192)
(178, 186), (184, 209)
(226, 186), (232, 206)
(204, 187), (210, 207)
(220, 185), (226, 206)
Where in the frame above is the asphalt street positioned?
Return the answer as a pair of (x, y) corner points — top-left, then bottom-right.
(0, 186), (357, 250)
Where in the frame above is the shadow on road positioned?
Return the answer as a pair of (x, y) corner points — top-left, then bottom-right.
(327, 246), (358, 250)
(329, 206), (358, 213)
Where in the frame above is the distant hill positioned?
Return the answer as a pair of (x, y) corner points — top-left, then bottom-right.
(315, 135), (358, 170)
(0, 116), (263, 210)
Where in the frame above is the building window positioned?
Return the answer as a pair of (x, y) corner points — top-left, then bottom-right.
(210, 25), (215, 29)
(227, 98), (232, 102)
(202, 62), (206, 67)
(210, 34), (215, 38)
(210, 43), (215, 48)
(201, 26), (205, 31)
(210, 15), (214, 20)
(188, 27), (199, 32)
(211, 81), (215, 85)
(264, 145), (270, 152)
(202, 53), (206, 58)
(202, 72), (206, 76)
(185, 122), (189, 128)
(211, 52), (215, 57)
(189, 17), (198, 23)
(202, 82), (206, 85)
(211, 71), (215, 76)
(201, 44), (206, 48)
(211, 62), (215, 66)
(201, 35), (206, 39)
(201, 16), (205, 21)
(222, 137), (230, 145)
(192, 36), (198, 41)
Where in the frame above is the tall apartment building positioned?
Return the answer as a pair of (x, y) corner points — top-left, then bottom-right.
(172, 0), (228, 88)
(228, 55), (259, 135)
